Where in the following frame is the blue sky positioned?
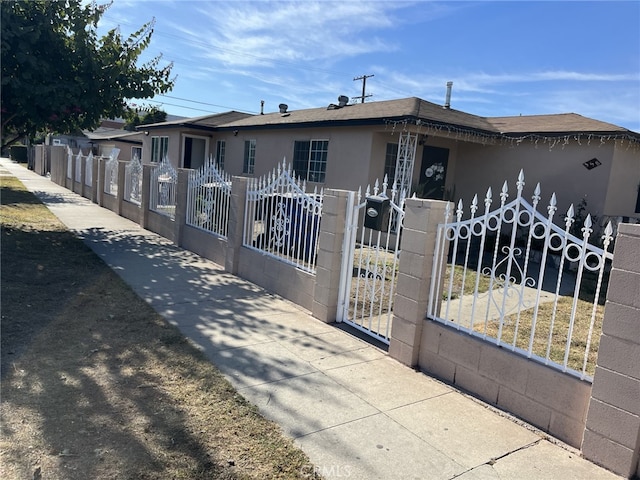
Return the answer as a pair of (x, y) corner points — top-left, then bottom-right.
(97, 0), (640, 132)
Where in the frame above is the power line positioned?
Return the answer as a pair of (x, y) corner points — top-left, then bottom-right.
(353, 74), (374, 103)
(156, 95), (257, 114)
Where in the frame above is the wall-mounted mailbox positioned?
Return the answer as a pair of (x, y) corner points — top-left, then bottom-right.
(364, 196), (390, 231)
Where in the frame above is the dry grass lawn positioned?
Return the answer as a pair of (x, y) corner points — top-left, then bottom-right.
(0, 171), (320, 479)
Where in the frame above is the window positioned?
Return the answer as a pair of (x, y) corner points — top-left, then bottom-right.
(243, 139), (256, 174)
(293, 140), (328, 183)
(216, 140), (226, 170)
(384, 142), (398, 185)
(131, 146), (142, 161)
(151, 136), (168, 163)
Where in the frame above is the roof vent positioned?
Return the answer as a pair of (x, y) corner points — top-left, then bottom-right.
(444, 81), (453, 109)
(338, 95), (349, 107)
(278, 103), (288, 114)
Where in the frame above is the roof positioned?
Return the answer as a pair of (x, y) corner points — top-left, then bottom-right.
(136, 96), (640, 141)
(218, 97), (497, 133)
(84, 128), (143, 143)
(487, 113), (632, 135)
(141, 111), (253, 131)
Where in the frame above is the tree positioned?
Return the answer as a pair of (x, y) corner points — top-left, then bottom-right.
(123, 106), (168, 131)
(1, 0), (175, 149)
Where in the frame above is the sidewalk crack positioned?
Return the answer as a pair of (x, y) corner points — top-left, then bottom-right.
(450, 439), (542, 479)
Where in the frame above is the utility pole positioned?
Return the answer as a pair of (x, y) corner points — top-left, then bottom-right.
(353, 74), (374, 103)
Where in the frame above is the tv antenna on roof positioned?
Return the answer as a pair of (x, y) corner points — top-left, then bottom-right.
(352, 74), (374, 103)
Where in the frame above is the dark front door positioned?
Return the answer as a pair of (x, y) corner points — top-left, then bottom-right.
(417, 146), (449, 200)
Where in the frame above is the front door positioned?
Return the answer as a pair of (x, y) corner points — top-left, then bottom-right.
(183, 136), (207, 170)
(417, 146), (449, 200)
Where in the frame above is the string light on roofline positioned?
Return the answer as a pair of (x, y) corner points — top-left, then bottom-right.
(383, 118), (640, 152)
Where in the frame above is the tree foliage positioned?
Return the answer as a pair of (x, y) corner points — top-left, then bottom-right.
(1, 0), (175, 149)
(123, 106), (168, 131)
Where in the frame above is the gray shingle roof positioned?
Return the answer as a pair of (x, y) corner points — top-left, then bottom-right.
(138, 97), (639, 138)
(486, 113), (630, 134)
(218, 97), (497, 132)
(141, 111), (253, 129)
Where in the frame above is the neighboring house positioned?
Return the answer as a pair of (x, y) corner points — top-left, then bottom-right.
(140, 96), (640, 226)
(84, 128), (143, 161)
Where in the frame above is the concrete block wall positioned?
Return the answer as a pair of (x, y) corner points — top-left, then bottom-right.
(582, 223), (640, 478)
(312, 189), (351, 323)
(38, 153), (640, 476)
(388, 197), (451, 366)
(418, 320), (592, 448)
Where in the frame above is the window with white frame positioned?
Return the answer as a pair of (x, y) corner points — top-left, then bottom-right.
(216, 140), (226, 170)
(151, 136), (168, 163)
(131, 146), (142, 161)
(243, 139), (256, 174)
(384, 142), (398, 185)
(293, 139), (328, 183)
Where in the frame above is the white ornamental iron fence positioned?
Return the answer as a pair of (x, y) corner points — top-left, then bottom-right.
(74, 151), (83, 183)
(103, 148), (120, 196)
(123, 154), (143, 206)
(84, 152), (93, 187)
(337, 175), (406, 344)
(149, 156), (177, 219)
(243, 158), (323, 274)
(427, 170), (614, 382)
(186, 154), (232, 238)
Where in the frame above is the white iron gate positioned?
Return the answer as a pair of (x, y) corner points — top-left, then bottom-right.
(427, 170), (614, 381)
(337, 177), (405, 345)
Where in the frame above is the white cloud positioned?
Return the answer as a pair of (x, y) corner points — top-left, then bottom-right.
(178, 1), (405, 67)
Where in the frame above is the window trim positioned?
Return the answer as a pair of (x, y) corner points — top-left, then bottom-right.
(131, 146), (142, 161)
(151, 136), (169, 163)
(293, 139), (329, 183)
(384, 142), (398, 185)
(243, 139), (256, 174)
(215, 140), (226, 170)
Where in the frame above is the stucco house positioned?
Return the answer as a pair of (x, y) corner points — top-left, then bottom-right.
(139, 96), (640, 226)
(84, 128), (143, 161)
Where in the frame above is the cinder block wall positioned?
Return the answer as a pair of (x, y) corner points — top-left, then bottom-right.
(418, 320), (592, 448)
(582, 223), (640, 479)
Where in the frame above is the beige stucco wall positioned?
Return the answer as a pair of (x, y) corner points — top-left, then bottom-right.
(142, 124), (637, 226)
(604, 141), (640, 219)
(454, 140), (617, 224)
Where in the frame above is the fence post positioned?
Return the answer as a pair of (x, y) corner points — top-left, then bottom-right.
(79, 155), (86, 197)
(116, 160), (127, 216)
(33, 146), (43, 176)
(388, 198), (451, 367)
(97, 157), (106, 207)
(582, 223), (640, 479)
(90, 155), (99, 204)
(175, 169), (189, 247)
(141, 164), (152, 230)
(312, 189), (350, 323)
(225, 176), (249, 275)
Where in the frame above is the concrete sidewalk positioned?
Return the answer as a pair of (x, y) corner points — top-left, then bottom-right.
(1, 158), (621, 480)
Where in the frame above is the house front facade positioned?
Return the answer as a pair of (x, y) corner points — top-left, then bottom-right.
(139, 96), (640, 226)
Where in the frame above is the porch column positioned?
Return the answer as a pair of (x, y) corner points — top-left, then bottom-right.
(582, 223), (640, 479)
(389, 198), (451, 366)
(225, 176), (248, 275)
(312, 189), (351, 323)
